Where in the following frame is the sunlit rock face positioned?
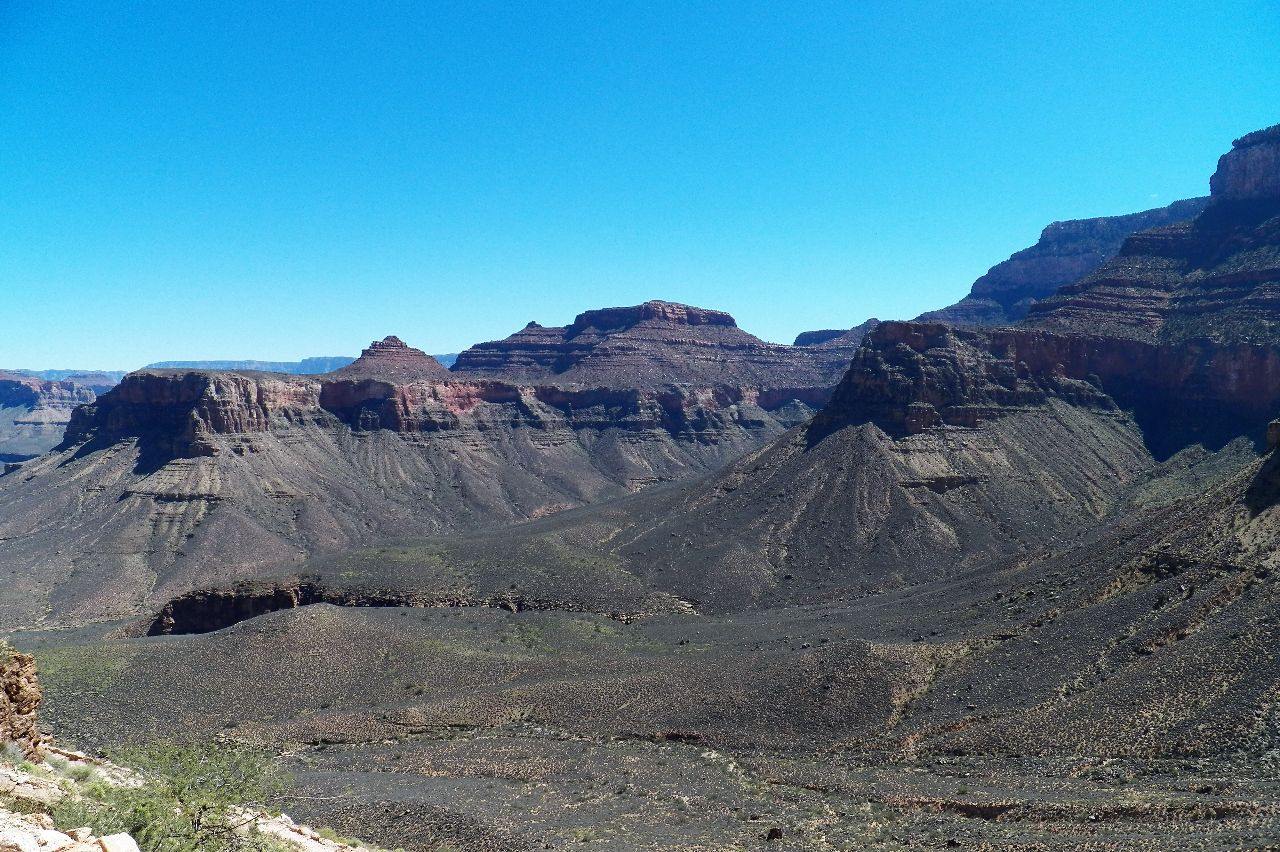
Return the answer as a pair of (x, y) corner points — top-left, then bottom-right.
(1210, 124), (1280, 203)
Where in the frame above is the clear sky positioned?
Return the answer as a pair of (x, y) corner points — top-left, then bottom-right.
(2, 1), (1278, 369)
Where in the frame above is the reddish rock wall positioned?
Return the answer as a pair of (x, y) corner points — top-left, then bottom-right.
(0, 646), (44, 761)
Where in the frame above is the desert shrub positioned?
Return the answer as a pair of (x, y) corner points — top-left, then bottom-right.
(53, 739), (291, 852)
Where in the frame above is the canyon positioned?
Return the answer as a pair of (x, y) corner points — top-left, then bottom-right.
(4, 123), (1280, 851)
(0, 311), (842, 629)
(0, 372), (116, 464)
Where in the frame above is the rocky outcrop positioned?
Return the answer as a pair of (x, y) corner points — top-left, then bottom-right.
(0, 374), (106, 462)
(812, 322), (1116, 439)
(1027, 125), (1280, 347)
(822, 321), (1280, 458)
(1, 646), (44, 761)
(792, 329), (846, 347)
(0, 809), (140, 852)
(918, 198), (1209, 328)
(63, 371), (324, 461)
(1209, 123), (1280, 203)
(570, 301), (736, 331)
(65, 339), (830, 459)
(327, 336), (450, 380)
(452, 300), (854, 387)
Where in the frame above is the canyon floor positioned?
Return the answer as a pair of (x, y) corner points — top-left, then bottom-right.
(15, 604), (1280, 852)
(16, 475), (1280, 852)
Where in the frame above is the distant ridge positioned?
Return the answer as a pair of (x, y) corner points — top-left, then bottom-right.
(917, 196), (1210, 327)
(145, 356), (356, 374)
(7, 369), (125, 384)
(145, 352), (460, 373)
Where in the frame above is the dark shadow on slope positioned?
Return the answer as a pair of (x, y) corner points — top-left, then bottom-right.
(132, 577), (648, 637)
(1244, 449), (1280, 516)
(1125, 396), (1269, 462)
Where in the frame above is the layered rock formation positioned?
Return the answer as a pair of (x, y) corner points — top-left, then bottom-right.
(1027, 126), (1280, 346)
(0, 373), (111, 463)
(452, 300), (854, 387)
(919, 197), (1209, 327)
(327, 336), (450, 380)
(571, 320), (1154, 609)
(0, 327), (836, 628)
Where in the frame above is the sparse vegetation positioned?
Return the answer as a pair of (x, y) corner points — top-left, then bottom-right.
(52, 740), (291, 852)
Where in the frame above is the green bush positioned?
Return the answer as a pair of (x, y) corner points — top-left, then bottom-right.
(53, 740), (291, 852)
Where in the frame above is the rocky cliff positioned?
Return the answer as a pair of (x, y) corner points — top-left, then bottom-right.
(1209, 123), (1280, 202)
(463, 311), (1280, 611)
(1027, 126), (1280, 346)
(599, 321), (1153, 609)
(0, 373), (108, 463)
(847, 323), (1280, 459)
(918, 197), (1209, 327)
(452, 300), (854, 387)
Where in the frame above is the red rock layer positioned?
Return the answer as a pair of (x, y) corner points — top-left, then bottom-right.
(64, 334), (835, 461)
(0, 646), (45, 761)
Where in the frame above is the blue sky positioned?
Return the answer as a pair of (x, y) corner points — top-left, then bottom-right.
(2, 1), (1278, 369)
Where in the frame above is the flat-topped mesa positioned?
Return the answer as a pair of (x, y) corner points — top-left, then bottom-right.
(1209, 123), (1280, 204)
(566, 300), (737, 335)
(452, 300), (852, 387)
(61, 370), (322, 459)
(328, 335), (450, 380)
